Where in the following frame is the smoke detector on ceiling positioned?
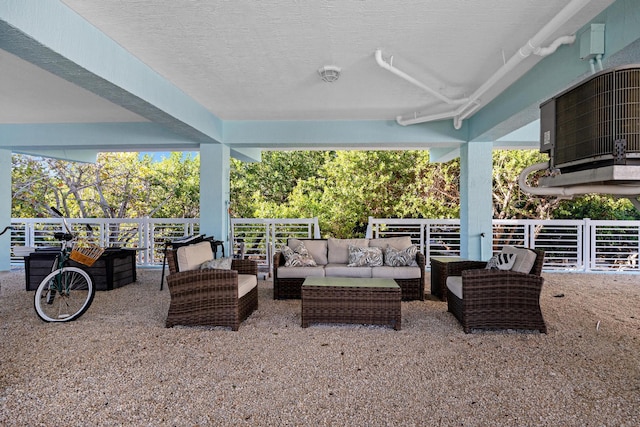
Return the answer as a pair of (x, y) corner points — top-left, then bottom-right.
(318, 65), (341, 83)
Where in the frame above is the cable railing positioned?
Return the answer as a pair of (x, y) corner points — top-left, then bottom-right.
(8, 216), (639, 273)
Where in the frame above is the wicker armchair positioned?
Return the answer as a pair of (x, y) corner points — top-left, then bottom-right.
(164, 249), (258, 331)
(446, 248), (546, 333)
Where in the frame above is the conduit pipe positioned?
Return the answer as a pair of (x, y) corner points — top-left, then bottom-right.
(532, 35), (577, 56)
(589, 54), (604, 74)
(374, 50), (468, 105)
(518, 162), (640, 198)
(395, 0), (591, 127)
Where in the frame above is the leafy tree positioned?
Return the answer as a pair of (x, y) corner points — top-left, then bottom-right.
(492, 149), (561, 219)
(245, 150), (461, 237)
(11, 154), (50, 218)
(229, 151), (331, 218)
(11, 153), (200, 218)
(145, 152), (200, 218)
(553, 195), (640, 220)
(13, 148), (640, 238)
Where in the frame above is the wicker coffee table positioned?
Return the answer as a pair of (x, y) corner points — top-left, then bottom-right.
(301, 277), (401, 330)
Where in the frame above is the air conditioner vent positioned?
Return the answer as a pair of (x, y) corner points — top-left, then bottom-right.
(540, 65), (640, 174)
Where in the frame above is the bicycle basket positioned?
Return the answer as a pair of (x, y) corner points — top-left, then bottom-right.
(70, 241), (105, 267)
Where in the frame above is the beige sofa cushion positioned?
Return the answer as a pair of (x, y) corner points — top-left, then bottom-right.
(325, 264), (372, 278)
(327, 238), (369, 264)
(371, 266), (421, 279)
(369, 236), (413, 250)
(277, 266), (326, 279)
(176, 241), (214, 271)
(288, 239), (328, 265)
(237, 274), (257, 298)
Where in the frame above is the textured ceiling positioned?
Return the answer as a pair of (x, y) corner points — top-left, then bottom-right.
(4, 0), (613, 124)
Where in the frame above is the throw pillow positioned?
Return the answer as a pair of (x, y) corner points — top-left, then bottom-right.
(200, 257), (233, 270)
(347, 245), (384, 267)
(384, 245), (419, 267)
(501, 245), (538, 273)
(485, 253), (516, 270)
(282, 242), (317, 267)
(287, 238), (328, 265)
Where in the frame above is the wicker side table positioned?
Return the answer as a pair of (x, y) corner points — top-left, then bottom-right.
(301, 277), (401, 330)
(430, 257), (485, 301)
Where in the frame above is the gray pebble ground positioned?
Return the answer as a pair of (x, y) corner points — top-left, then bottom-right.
(1, 269), (639, 426)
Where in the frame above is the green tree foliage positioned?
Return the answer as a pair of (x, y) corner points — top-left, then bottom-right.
(233, 150), (461, 237)
(145, 152), (200, 218)
(492, 150), (560, 219)
(553, 195), (640, 220)
(11, 155), (50, 218)
(11, 153), (200, 218)
(229, 151), (331, 218)
(13, 149), (639, 233)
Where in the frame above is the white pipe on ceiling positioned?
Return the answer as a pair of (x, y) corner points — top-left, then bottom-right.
(395, 0), (591, 127)
(519, 162), (640, 198)
(374, 50), (467, 105)
(532, 35), (577, 56)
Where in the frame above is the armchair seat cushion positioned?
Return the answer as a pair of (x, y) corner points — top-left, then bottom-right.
(446, 276), (463, 299)
(238, 274), (258, 298)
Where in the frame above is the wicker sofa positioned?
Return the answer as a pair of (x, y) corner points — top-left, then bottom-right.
(445, 246), (546, 333)
(273, 237), (425, 301)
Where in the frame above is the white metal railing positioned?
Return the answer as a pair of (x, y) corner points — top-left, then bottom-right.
(8, 216), (639, 273)
(230, 217), (320, 273)
(9, 217), (321, 270)
(9, 218), (199, 266)
(367, 217), (640, 272)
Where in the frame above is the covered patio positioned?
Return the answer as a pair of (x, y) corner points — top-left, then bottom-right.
(0, 268), (638, 424)
(3, 1), (640, 271)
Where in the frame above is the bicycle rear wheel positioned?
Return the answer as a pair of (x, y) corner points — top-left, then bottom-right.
(34, 267), (95, 322)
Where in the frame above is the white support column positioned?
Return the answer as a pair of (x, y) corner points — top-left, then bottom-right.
(199, 144), (230, 253)
(459, 141), (493, 261)
(0, 149), (11, 271)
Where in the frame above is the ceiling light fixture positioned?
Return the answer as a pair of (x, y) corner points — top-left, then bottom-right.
(318, 65), (341, 83)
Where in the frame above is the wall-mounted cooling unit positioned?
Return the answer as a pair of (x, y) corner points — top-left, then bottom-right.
(539, 65), (640, 187)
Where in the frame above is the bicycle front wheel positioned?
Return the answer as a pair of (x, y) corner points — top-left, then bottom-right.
(34, 267), (95, 322)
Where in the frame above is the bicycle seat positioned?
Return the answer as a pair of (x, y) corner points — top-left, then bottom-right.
(54, 232), (74, 241)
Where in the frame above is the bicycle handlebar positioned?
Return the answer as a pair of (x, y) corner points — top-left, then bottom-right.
(50, 206), (63, 217)
(50, 206), (73, 235)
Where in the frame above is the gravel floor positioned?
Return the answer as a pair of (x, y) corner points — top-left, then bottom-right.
(1, 268), (639, 426)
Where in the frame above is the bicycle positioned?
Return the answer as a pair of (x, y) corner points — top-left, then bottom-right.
(33, 207), (104, 322)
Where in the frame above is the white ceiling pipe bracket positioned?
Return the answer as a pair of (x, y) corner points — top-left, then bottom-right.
(395, 0), (589, 127)
(375, 50), (468, 105)
(519, 162), (640, 198)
